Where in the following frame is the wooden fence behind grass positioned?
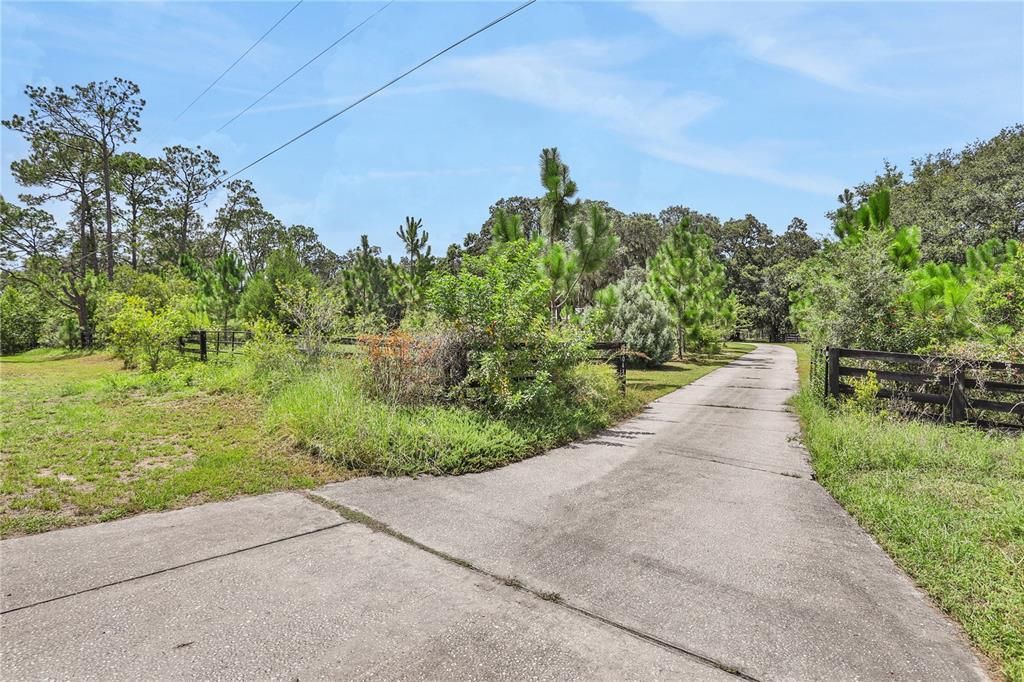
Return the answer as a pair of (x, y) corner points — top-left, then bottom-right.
(824, 347), (1024, 428)
(177, 330), (627, 393)
(178, 330), (252, 361)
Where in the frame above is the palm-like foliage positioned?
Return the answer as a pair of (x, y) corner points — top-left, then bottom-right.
(539, 147), (580, 246)
(491, 209), (525, 245)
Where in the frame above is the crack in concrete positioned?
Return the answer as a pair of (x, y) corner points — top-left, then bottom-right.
(661, 401), (790, 413)
(658, 449), (807, 480)
(303, 492), (762, 681)
(0, 522), (349, 616)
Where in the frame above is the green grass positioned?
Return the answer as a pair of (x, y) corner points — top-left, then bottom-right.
(0, 349), (352, 537)
(628, 342), (756, 403)
(787, 343), (1024, 680)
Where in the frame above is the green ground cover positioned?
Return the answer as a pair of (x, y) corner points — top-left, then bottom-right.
(786, 343), (1024, 681)
(0, 350), (351, 537)
(1, 343), (753, 536)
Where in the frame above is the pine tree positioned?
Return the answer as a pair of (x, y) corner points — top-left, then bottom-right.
(647, 218), (732, 357)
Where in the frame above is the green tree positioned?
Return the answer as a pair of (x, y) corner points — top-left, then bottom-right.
(539, 147), (580, 247)
(238, 247), (314, 327)
(1, 196), (104, 346)
(156, 145), (223, 263)
(3, 79), (144, 280)
(207, 251), (246, 331)
(286, 224), (341, 281)
(469, 196), (543, 254)
(338, 235), (404, 325)
(397, 216), (433, 305)
(112, 151), (164, 270)
(490, 209), (525, 245)
(648, 219), (732, 357)
(0, 283), (45, 353)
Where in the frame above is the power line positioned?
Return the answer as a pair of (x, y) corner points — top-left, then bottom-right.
(176, 0), (304, 121)
(218, 0), (537, 186)
(218, 1), (394, 132)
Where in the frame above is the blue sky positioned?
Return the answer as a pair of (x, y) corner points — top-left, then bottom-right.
(2, 1), (1022, 257)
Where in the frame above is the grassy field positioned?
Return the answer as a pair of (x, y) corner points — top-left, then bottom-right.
(0, 350), (351, 537)
(1, 343), (753, 537)
(786, 343), (1024, 681)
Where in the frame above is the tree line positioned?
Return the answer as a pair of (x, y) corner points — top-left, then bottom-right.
(2, 77), (1020, 362)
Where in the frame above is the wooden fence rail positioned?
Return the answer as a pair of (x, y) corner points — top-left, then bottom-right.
(824, 346), (1024, 427)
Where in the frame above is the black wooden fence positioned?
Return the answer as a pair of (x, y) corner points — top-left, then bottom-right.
(178, 329), (252, 361)
(824, 347), (1024, 427)
(177, 330), (627, 393)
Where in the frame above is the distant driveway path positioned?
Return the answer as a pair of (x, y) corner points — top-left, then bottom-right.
(1, 345), (988, 680)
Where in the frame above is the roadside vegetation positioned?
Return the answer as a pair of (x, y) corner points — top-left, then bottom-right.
(0, 78), (765, 535)
(779, 124), (1024, 680)
(787, 350), (1023, 682)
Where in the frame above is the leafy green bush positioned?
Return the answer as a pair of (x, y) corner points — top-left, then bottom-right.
(108, 294), (191, 371)
(592, 267), (674, 366)
(429, 239), (595, 416)
(977, 251), (1024, 331)
(239, 319), (303, 396)
(0, 285), (44, 353)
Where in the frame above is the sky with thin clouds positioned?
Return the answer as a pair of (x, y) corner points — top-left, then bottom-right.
(2, 1), (1022, 257)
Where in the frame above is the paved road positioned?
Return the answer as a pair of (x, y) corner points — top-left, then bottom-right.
(1, 345), (988, 680)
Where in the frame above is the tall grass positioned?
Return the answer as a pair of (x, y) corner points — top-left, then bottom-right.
(266, 361), (637, 476)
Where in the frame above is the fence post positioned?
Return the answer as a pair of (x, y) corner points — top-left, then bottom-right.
(199, 330), (208, 362)
(826, 347), (841, 400)
(950, 366), (967, 423)
(617, 342), (627, 395)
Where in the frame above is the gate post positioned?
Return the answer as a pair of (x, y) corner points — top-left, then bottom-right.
(950, 367), (967, 423)
(826, 347), (840, 400)
(199, 330), (208, 362)
(617, 342), (627, 395)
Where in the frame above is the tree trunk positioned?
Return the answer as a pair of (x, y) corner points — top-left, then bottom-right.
(180, 205), (190, 262)
(677, 321), (683, 360)
(130, 203), (139, 270)
(102, 151), (115, 280)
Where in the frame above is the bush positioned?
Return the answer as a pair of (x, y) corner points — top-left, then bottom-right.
(359, 330), (446, 405)
(601, 268), (675, 367)
(0, 285), (44, 353)
(276, 283), (344, 360)
(240, 319), (304, 396)
(791, 231), (919, 352)
(109, 295), (191, 371)
(977, 252), (1024, 331)
(428, 240), (597, 416)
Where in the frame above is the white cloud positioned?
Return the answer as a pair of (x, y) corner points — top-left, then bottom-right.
(433, 39), (837, 194)
(635, 2), (886, 93)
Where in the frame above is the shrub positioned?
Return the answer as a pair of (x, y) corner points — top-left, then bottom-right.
(428, 239), (598, 416)
(240, 319), (303, 396)
(977, 252), (1024, 331)
(359, 330), (445, 405)
(276, 283), (344, 360)
(109, 294), (191, 371)
(0, 285), (44, 353)
(598, 268), (674, 367)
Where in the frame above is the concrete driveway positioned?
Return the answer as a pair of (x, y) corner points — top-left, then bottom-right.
(1, 345), (988, 680)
